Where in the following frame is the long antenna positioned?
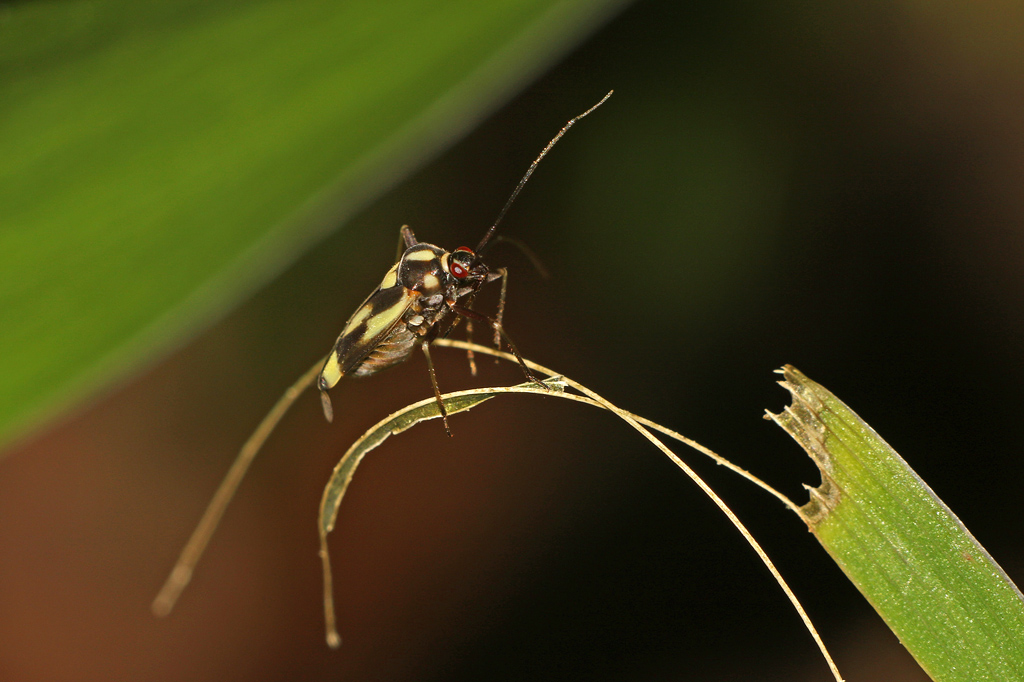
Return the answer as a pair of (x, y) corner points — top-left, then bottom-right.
(476, 90), (613, 254)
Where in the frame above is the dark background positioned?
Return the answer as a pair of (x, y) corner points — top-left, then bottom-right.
(3, 1), (1024, 680)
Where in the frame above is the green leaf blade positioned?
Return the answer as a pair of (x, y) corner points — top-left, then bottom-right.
(771, 365), (1024, 681)
(0, 0), (626, 447)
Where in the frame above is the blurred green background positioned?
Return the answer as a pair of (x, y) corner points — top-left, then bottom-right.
(3, 1), (1024, 680)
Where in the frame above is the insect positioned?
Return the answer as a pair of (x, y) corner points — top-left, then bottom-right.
(150, 92), (613, 620)
(316, 90), (613, 436)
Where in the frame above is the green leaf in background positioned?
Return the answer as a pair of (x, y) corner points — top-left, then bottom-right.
(0, 0), (626, 449)
(769, 365), (1024, 682)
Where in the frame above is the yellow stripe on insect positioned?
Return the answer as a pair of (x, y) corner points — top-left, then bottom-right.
(379, 264), (399, 289)
(404, 249), (436, 262)
(341, 303), (373, 336)
(320, 353), (343, 389)
(362, 296), (408, 342)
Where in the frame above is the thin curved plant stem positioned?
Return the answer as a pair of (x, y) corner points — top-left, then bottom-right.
(318, 379), (566, 648)
(628, 414), (804, 516)
(152, 339), (840, 681)
(433, 339), (842, 681)
(433, 340), (803, 515)
(151, 357), (326, 617)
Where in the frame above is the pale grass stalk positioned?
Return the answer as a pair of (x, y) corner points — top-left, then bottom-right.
(152, 340), (841, 681)
(152, 358), (325, 616)
(434, 339), (840, 681)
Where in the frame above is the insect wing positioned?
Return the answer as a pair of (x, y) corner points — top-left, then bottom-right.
(320, 284), (419, 390)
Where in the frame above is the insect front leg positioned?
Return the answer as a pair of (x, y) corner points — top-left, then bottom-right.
(420, 340), (453, 437)
(461, 294), (479, 376)
(436, 295), (479, 376)
(449, 304), (545, 389)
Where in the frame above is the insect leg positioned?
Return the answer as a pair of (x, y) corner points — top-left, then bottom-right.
(440, 295), (480, 375)
(420, 340), (453, 437)
(493, 267), (509, 352)
(449, 304), (545, 389)
(462, 294), (479, 376)
(396, 224), (418, 260)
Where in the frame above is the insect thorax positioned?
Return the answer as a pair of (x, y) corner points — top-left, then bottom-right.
(398, 244), (447, 294)
(347, 245), (458, 377)
(319, 238), (491, 389)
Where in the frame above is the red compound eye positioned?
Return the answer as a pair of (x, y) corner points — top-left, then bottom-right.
(450, 247), (474, 279)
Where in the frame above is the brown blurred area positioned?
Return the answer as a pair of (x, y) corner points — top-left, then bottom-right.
(4, 1), (1024, 680)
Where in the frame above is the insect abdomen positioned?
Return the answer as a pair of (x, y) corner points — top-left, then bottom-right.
(349, 324), (416, 376)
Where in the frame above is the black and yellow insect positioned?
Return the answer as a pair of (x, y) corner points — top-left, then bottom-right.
(150, 91), (613, 623)
(316, 91), (612, 435)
